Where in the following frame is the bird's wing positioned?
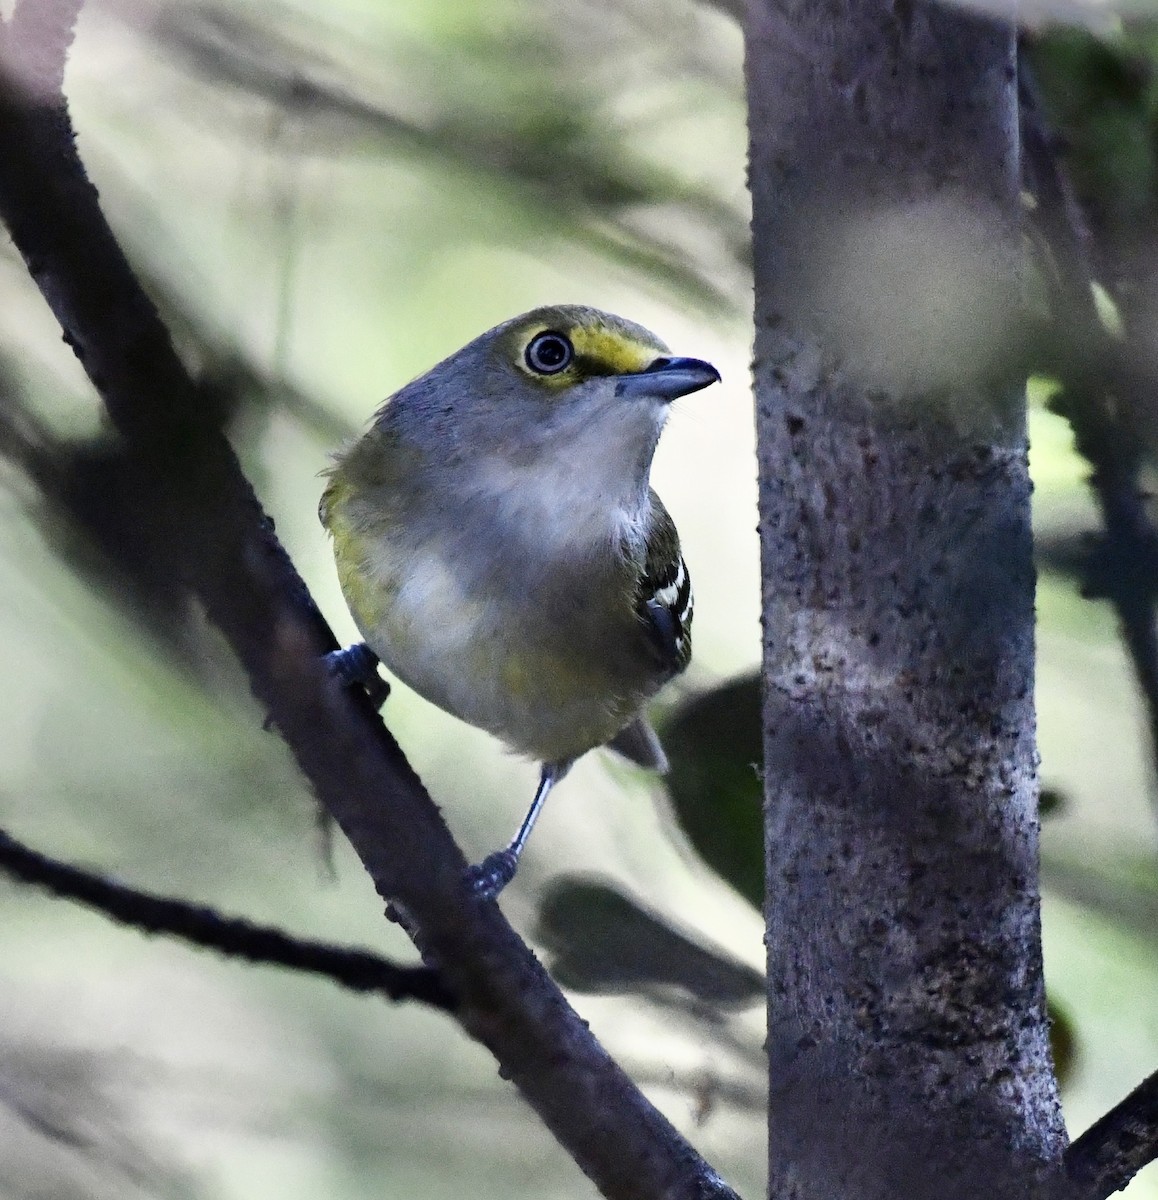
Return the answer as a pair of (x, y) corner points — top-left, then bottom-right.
(634, 491), (693, 680)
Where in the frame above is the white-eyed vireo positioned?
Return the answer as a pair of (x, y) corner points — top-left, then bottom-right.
(320, 305), (720, 896)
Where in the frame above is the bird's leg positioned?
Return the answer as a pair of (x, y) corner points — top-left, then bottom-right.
(324, 641), (391, 709)
(468, 759), (573, 899)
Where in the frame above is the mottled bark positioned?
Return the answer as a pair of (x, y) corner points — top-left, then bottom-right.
(746, 2), (1067, 1198)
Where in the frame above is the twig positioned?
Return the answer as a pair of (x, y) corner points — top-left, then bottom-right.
(0, 4), (739, 1198)
(0, 827), (454, 1009)
(1064, 1068), (1158, 1200)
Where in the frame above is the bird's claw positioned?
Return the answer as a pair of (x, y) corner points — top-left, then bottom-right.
(324, 643), (391, 709)
(466, 850), (518, 900)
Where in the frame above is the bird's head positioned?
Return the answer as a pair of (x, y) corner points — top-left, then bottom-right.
(387, 305), (720, 478)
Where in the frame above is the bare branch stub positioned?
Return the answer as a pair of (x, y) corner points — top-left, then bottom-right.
(1064, 1068), (1158, 1200)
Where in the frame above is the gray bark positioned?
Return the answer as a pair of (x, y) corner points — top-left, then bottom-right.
(746, 2), (1068, 1197)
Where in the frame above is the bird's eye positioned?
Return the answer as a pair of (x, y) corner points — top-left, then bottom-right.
(525, 331), (574, 375)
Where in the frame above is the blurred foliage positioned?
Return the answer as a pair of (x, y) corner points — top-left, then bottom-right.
(1028, 29), (1158, 277)
(535, 876), (762, 1008)
(661, 674), (762, 911)
(128, 0), (749, 319)
(1028, 28), (1158, 460)
(1050, 997), (1080, 1090)
(0, 1033), (201, 1200)
(1040, 786), (1069, 819)
(1045, 847), (1158, 948)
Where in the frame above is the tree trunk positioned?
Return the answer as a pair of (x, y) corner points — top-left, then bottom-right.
(746, 3), (1068, 1197)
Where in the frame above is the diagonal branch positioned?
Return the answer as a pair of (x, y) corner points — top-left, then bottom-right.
(0, 827), (454, 1009)
(1064, 1067), (1158, 1200)
(0, 5), (739, 1199)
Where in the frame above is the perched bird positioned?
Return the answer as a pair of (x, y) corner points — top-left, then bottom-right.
(320, 305), (720, 897)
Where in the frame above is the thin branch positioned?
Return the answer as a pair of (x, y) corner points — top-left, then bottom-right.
(1064, 1067), (1158, 1200)
(0, 827), (454, 1009)
(0, 5), (739, 1198)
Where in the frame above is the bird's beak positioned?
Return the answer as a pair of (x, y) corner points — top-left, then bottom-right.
(616, 356), (721, 401)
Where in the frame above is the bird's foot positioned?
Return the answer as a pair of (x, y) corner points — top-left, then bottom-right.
(465, 849), (518, 900)
(324, 643), (391, 709)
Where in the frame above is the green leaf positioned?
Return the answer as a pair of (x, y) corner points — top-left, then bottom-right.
(660, 674), (764, 910)
(1048, 996), (1079, 1091)
(535, 876), (763, 1009)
